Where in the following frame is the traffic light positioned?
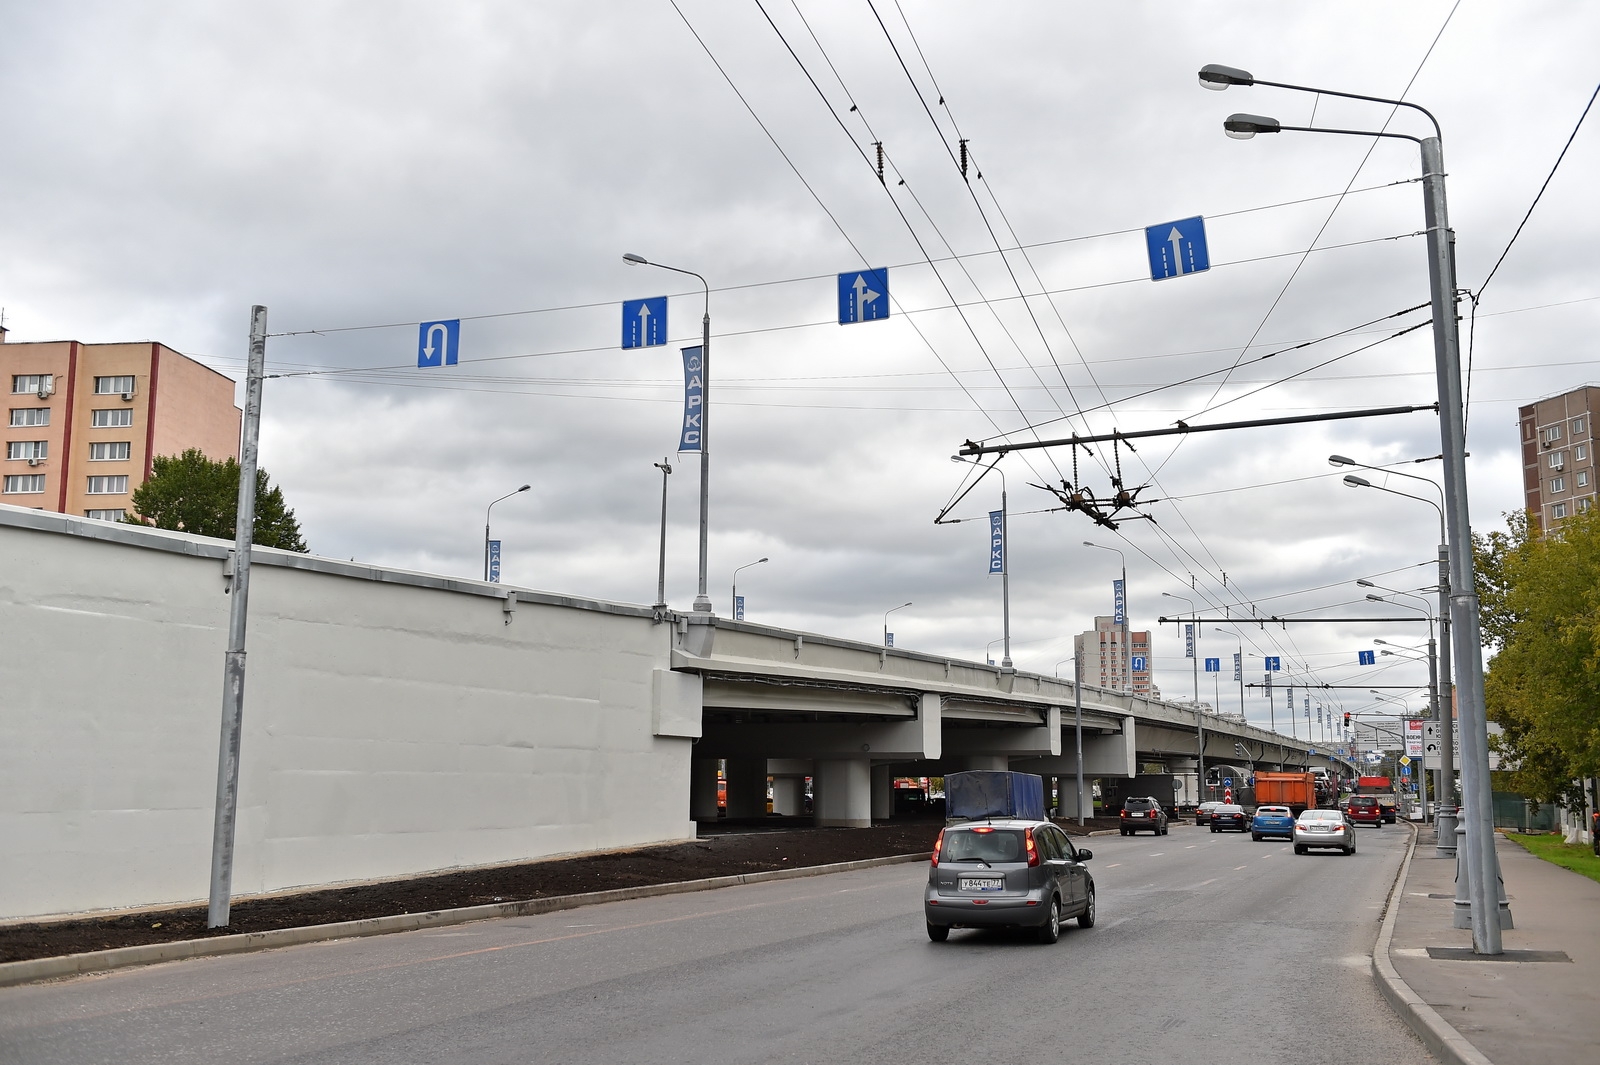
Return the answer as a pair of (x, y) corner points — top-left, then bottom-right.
(1343, 711), (1351, 729)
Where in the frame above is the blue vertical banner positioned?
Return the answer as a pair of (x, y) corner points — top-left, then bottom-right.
(1113, 579), (1125, 624)
(988, 510), (1004, 574)
(885, 632), (895, 648)
(678, 346), (704, 452)
(488, 540), (502, 583)
(1185, 623), (1194, 658)
(734, 595), (745, 621)
(1233, 651), (1241, 682)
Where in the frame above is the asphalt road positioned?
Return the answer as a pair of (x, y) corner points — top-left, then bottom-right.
(0, 822), (1434, 1064)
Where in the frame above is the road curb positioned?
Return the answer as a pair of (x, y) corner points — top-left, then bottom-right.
(0, 851), (931, 989)
(1370, 823), (1495, 1065)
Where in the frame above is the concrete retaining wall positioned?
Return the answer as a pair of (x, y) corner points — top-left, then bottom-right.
(0, 506), (695, 920)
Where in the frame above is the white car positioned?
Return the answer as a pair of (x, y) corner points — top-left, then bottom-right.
(1293, 808), (1355, 855)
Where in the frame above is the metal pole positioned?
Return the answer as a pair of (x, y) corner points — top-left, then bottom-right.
(1421, 134), (1507, 950)
(207, 304), (267, 929)
(483, 518), (490, 582)
(1120, 560), (1128, 691)
(1435, 542), (1457, 856)
(694, 305), (712, 613)
(1195, 618), (1204, 812)
(653, 458), (671, 617)
(1074, 650), (1086, 826)
(1000, 485), (1012, 669)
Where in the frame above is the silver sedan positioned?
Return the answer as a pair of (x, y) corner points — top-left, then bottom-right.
(1293, 808), (1355, 855)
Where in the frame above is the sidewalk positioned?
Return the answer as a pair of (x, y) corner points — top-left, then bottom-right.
(1376, 824), (1600, 1065)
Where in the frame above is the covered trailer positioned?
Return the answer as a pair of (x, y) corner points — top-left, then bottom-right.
(945, 771), (1046, 822)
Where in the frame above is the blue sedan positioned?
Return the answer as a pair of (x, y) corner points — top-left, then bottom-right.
(1251, 805), (1296, 841)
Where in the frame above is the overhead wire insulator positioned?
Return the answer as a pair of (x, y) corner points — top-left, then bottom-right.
(875, 141), (884, 184)
(959, 139), (968, 180)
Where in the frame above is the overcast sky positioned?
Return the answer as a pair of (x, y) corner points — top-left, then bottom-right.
(4, 1), (1597, 738)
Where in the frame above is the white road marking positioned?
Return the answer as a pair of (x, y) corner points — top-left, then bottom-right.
(1197, 878), (1218, 887)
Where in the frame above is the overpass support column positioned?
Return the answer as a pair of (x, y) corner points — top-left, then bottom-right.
(871, 764), (893, 821)
(725, 757), (768, 819)
(690, 758), (720, 822)
(964, 755), (1010, 772)
(770, 775), (805, 816)
(814, 759), (871, 828)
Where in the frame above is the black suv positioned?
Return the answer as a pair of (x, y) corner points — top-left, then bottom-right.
(1120, 797), (1169, 836)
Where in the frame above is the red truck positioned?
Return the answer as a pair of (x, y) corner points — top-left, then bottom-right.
(1355, 776), (1398, 823)
(1253, 771), (1319, 815)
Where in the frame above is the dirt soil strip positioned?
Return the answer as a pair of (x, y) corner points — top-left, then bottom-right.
(0, 823), (945, 973)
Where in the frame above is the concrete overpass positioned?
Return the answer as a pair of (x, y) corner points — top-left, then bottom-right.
(672, 613), (1344, 827)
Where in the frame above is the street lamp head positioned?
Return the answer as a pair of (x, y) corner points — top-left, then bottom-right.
(1199, 63), (1255, 90)
(1366, 594), (1387, 603)
(517, 484), (531, 492)
(1343, 474), (1373, 488)
(622, 253), (648, 265)
(1082, 540), (1094, 548)
(1374, 638), (1389, 645)
(1224, 113), (1281, 139)
(757, 557), (769, 564)
(1356, 579), (1376, 588)
(1328, 454), (1355, 467)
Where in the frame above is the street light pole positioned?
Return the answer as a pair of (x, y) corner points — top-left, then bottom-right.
(1207, 63), (1507, 949)
(1085, 541), (1128, 691)
(1164, 591), (1203, 807)
(484, 484), (531, 583)
(1338, 460), (1456, 851)
(883, 601), (912, 647)
(653, 459), (671, 618)
(1215, 627), (1245, 722)
(625, 253), (713, 613)
(731, 557), (768, 618)
(955, 455), (1012, 669)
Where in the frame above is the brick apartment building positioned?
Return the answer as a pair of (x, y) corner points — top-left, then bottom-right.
(1518, 385), (1599, 531)
(1074, 615), (1157, 697)
(2, 332), (240, 521)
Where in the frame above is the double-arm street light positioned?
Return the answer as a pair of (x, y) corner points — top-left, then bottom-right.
(1337, 457), (1456, 850)
(485, 484), (531, 583)
(731, 557), (768, 618)
(625, 253), (713, 614)
(883, 601), (912, 647)
(1204, 62), (1507, 952)
(1084, 541), (1127, 691)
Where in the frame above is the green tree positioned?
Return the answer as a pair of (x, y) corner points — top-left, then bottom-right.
(125, 448), (308, 552)
(1476, 508), (1600, 808)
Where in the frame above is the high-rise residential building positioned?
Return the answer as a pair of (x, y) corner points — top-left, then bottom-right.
(1, 334), (240, 522)
(1074, 615), (1158, 697)
(1519, 385), (1599, 532)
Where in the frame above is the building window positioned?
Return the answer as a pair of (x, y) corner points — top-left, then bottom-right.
(86, 475), (129, 495)
(9, 408), (50, 427)
(1551, 477), (1565, 493)
(88, 441), (131, 461)
(1545, 425), (1564, 444)
(1549, 452), (1566, 469)
(85, 509), (126, 522)
(1580, 471), (1591, 488)
(1579, 498), (1593, 514)
(1574, 417), (1587, 434)
(1553, 502), (1568, 519)
(11, 374), (53, 395)
(1578, 444), (1589, 461)
(93, 375), (136, 395)
(3, 474), (46, 494)
(6, 441), (48, 461)
(91, 408), (134, 428)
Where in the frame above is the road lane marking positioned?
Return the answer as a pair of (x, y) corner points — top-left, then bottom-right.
(1185, 845), (1196, 850)
(1106, 863), (1122, 868)
(1234, 865), (1248, 870)
(1197, 878), (1218, 887)
(1148, 853), (1164, 857)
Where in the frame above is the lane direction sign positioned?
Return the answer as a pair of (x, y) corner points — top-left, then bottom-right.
(417, 319), (461, 367)
(1145, 216), (1210, 281)
(622, 296), (668, 349)
(838, 268), (889, 324)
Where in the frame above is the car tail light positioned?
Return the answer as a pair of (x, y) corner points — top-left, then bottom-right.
(930, 828), (944, 867)
(1120, 809), (1128, 818)
(1025, 827), (1040, 867)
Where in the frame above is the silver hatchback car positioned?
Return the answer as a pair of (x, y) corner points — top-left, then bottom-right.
(1293, 808), (1356, 855)
(924, 820), (1095, 943)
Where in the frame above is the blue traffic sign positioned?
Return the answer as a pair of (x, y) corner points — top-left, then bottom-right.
(1358, 649), (1376, 665)
(1265, 656), (1281, 671)
(1145, 216), (1210, 281)
(1131, 655), (1147, 672)
(622, 296), (668, 349)
(417, 319), (461, 367)
(838, 269), (889, 324)
(1223, 777), (1233, 788)
(1204, 657), (1221, 672)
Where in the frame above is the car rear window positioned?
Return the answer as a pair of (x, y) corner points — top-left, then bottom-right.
(942, 829), (1026, 863)
(1349, 797), (1377, 806)
(1258, 807), (1290, 815)
(1124, 799), (1157, 810)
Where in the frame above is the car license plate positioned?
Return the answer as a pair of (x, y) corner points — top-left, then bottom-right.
(961, 877), (1004, 892)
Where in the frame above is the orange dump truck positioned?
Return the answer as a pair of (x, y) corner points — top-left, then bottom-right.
(1252, 771), (1319, 815)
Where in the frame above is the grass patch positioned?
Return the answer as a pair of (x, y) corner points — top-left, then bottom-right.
(1506, 832), (1600, 885)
